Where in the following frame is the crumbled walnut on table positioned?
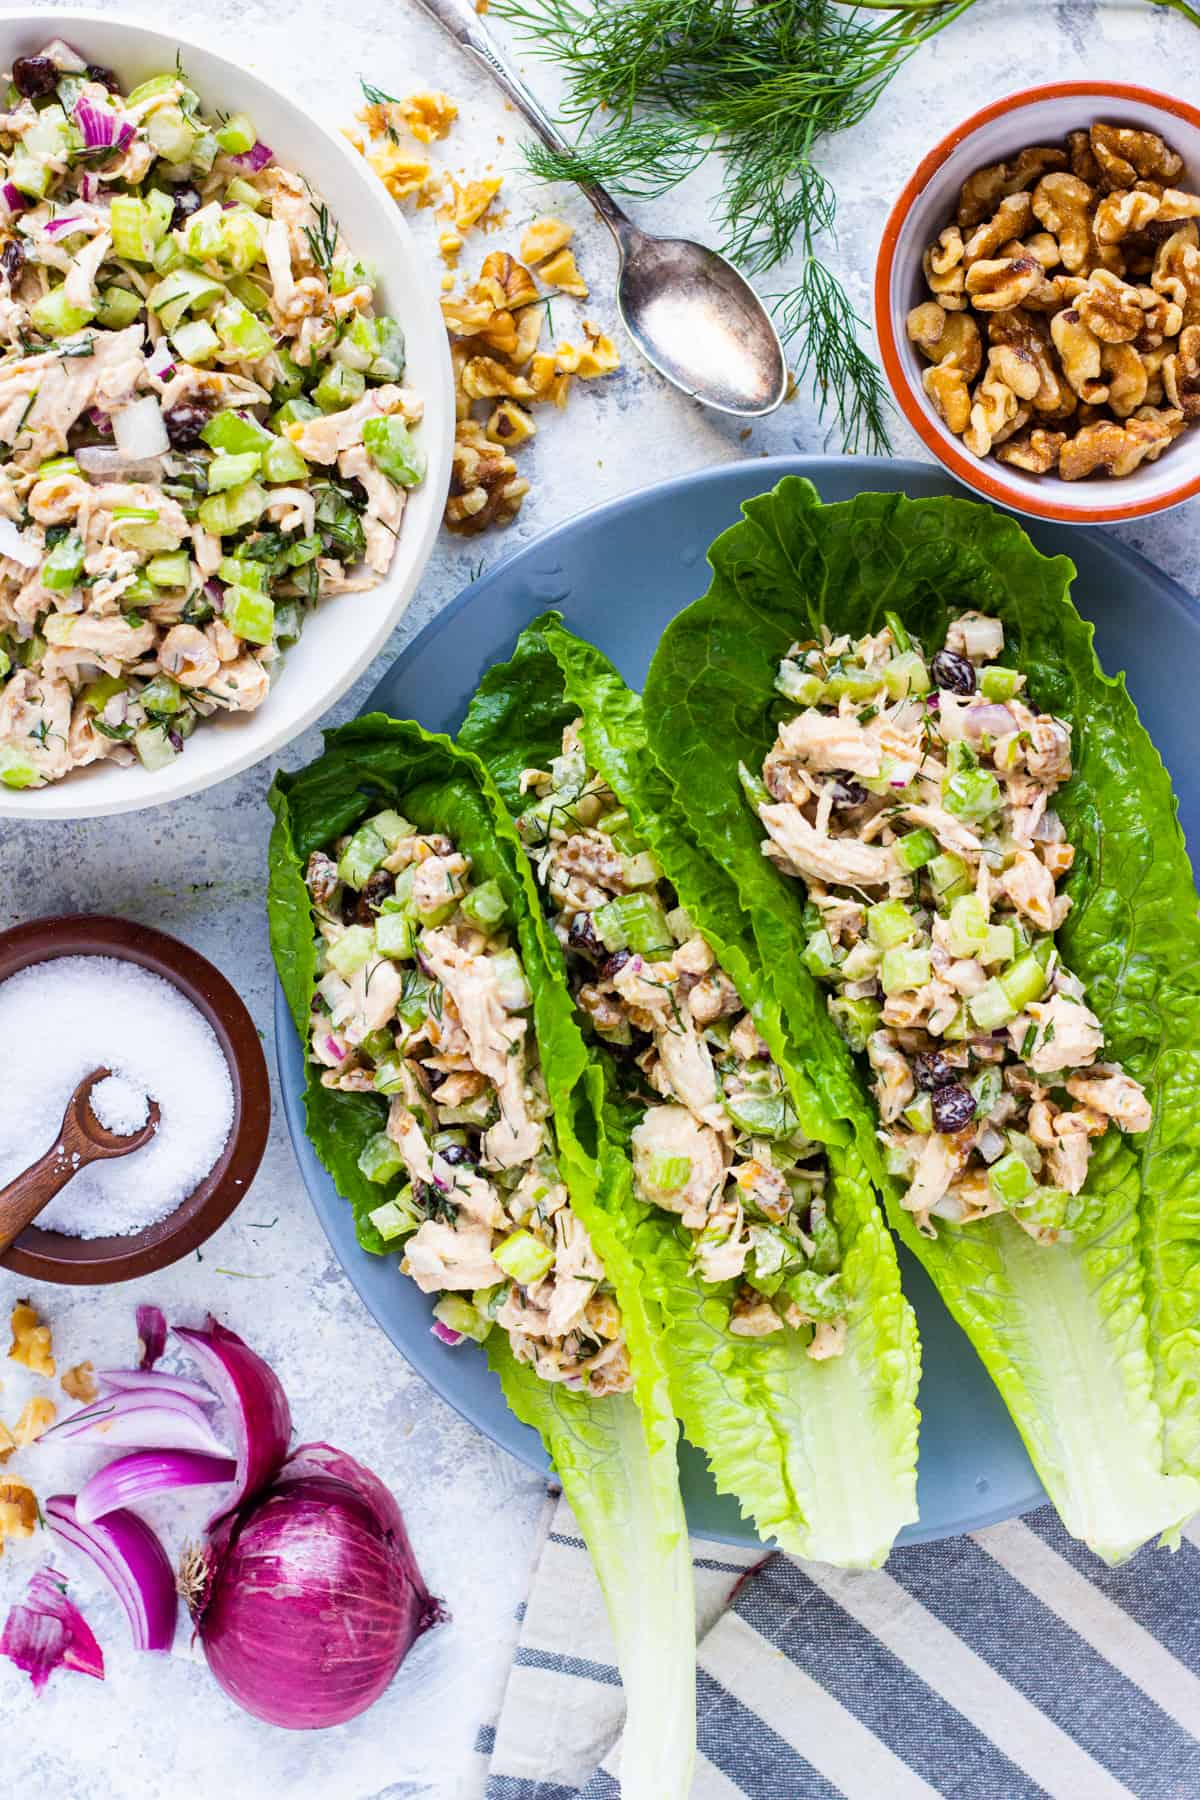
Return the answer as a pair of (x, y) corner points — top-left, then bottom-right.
(13, 1396), (55, 1446)
(0, 1479), (39, 1553)
(8, 1299), (54, 1377)
(61, 1361), (98, 1404)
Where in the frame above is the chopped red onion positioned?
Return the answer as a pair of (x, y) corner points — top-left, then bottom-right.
(137, 1302), (167, 1369)
(84, 405), (114, 435)
(77, 1449), (237, 1525)
(76, 446), (163, 480)
(173, 1318), (292, 1521)
(44, 1389), (231, 1457)
(112, 395), (169, 459)
(43, 215), (83, 237)
(230, 141), (274, 173)
(79, 172), (98, 202)
(1, 182), (27, 216)
(430, 1320), (463, 1346)
(0, 1566), (104, 1692)
(41, 37), (88, 72)
(74, 98), (134, 152)
(46, 1497), (176, 1653)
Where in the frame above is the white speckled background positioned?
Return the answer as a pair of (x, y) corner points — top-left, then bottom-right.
(1, 2), (1197, 1794)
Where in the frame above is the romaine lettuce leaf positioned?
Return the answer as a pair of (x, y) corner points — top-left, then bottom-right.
(268, 720), (694, 1796)
(462, 616), (920, 1566)
(643, 478), (1200, 1561)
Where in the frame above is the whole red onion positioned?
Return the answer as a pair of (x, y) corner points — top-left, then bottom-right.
(193, 1443), (444, 1729)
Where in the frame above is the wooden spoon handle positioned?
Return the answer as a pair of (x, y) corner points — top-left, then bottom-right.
(0, 1136), (99, 1253)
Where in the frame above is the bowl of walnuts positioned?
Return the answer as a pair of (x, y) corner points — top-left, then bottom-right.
(875, 82), (1200, 523)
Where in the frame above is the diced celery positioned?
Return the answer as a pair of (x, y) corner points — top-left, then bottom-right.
(214, 299), (273, 359)
(0, 745), (41, 789)
(980, 666), (1022, 701)
(357, 1131), (405, 1185)
(369, 1191), (420, 1241)
(432, 1296), (492, 1344)
(25, 104), (74, 160)
(151, 236), (182, 275)
(327, 925), (375, 977)
(333, 314), (381, 371)
(883, 650), (931, 699)
(217, 554), (266, 591)
(147, 267), (224, 332)
(461, 878), (508, 931)
(828, 996), (881, 1052)
(81, 674), (127, 712)
(880, 946), (930, 994)
(190, 130), (219, 176)
(371, 317), (406, 380)
(183, 202), (227, 260)
(338, 823), (388, 888)
(867, 899), (916, 950)
(269, 349), (308, 403)
(493, 1229), (554, 1285)
(1000, 953), (1048, 1012)
(372, 1056), (409, 1095)
(145, 103), (196, 163)
(223, 584), (275, 645)
(314, 363), (366, 412)
(95, 285), (143, 328)
(221, 208), (263, 275)
(368, 809), (413, 848)
(803, 927), (840, 979)
(226, 176), (264, 212)
(893, 828), (938, 872)
(902, 1091), (933, 1134)
(0, 647), (10, 679)
(201, 410), (273, 456)
(30, 286), (94, 339)
(110, 194), (154, 262)
(988, 1151), (1036, 1207)
(621, 850), (662, 889)
(823, 665), (883, 702)
(981, 924), (1016, 966)
(488, 948), (531, 1012)
(947, 894), (989, 957)
(134, 723), (179, 772)
(260, 437), (307, 483)
(171, 318), (219, 364)
(196, 480), (267, 534)
(145, 550), (191, 588)
(273, 395), (321, 430)
(928, 851), (970, 906)
(1014, 1186), (1073, 1232)
(774, 661), (824, 705)
(330, 257), (376, 298)
(942, 765), (1001, 822)
(215, 112), (257, 154)
(592, 892), (672, 955)
(840, 940), (880, 980)
(968, 979), (1016, 1030)
(723, 1089), (794, 1138)
(42, 532), (85, 591)
(375, 913), (416, 959)
(127, 73), (179, 105)
(227, 273), (270, 315)
(8, 145), (49, 199)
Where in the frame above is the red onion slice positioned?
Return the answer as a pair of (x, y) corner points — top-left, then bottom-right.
(0, 1566), (104, 1691)
(173, 1318), (291, 1519)
(431, 1320), (463, 1346)
(45, 1390), (231, 1457)
(97, 1367), (216, 1405)
(137, 1303), (167, 1369)
(77, 1450), (237, 1525)
(46, 1498), (177, 1653)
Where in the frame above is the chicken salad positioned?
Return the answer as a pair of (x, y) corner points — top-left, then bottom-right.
(0, 38), (424, 790)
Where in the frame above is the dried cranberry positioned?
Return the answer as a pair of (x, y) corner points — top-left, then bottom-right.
(162, 402), (211, 448)
(931, 649), (976, 696)
(437, 1143), (478, 1168)
(912, 1049), (955, 1090)
(600, 949), (631, 982)
(12, 55), (58, 98)
(568, 911), (603, 961)
(0, 239), (24, 286)
(354, 870), (394, 922)
(169, 185), (202, 232)
(931, 1083), (977, 1134)
(85, 62), (120, 91)
(828, 774), (868, 810)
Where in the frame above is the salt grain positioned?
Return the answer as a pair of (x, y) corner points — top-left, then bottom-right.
(0, 955), (235, 1239)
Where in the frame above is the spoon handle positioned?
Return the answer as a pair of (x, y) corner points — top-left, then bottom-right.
(412, 0), (632, 241)
(0, 1134), (97, 1253)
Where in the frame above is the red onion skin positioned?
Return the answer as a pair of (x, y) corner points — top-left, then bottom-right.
(196, 1445), (443, 1730)
(1, 1566), (104, 1691)
(137, 1303), (167, 1369)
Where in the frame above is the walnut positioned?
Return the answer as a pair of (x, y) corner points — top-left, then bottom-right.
(0, 1421), (14, 1464)
(962, 192), (1034, 264)
(520, 216), (573, 266)
(963, 358), (1023, 457)
(1162, 323), (1200, 417)
(1152, 224), (1200, 327)
(8, 1299), (53, 1377)
(1032, 172), (1095, 272)
(996, 427), (1067, 473)
(1156, 187), (1200, 224)
(1101, 341), (1149, 417)
(450, 342), (472, 422)
(0, 1479), (38, 1546)
(577, 322), (622, 378)
(446, 419), (529, 532)
(1075, 269), (1145, 343)
(478, 309), (519, 359)
(988, 341), (1041, 402)
(1091, 122), (1183, 190)
(1023, 272), (1088, 313)
(922, 362), (971, 434)
(61, 1361), (98, 1403)
(398, 91), (458, 144)
(511, 304), (544, 367)
(13, 1396), (55, 1446)
(441, 279), (504, 337)
(460, 354), (535, 401)
(1058, 408), (1184, 479)
(989, 308), (1073, 416)
(479, 251), (539, 311)
(906, 302), (982, 378)
(1094, 188), (1161, 246)
(1067, 128), (1102, 184)
(452, 176), (502, 232)
(963, 254), (1042, 309)
(1025, 231), (1062, 270)
(485, 399), (537, 447)
(1141, 341), (1170, 404)
(538, 248), (588, 297)
(957, 146), (1067, 228)
(529, 352), (571, 408)
(923, 226), (967, 307)
(1050, 308), (1107, 401)
(1134, 286), (1183, 348)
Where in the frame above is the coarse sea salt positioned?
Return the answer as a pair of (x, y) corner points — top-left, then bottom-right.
(0, 955), (235, 1239)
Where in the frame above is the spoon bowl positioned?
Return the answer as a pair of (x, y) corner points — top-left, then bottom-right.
(616, 228), (788, 416)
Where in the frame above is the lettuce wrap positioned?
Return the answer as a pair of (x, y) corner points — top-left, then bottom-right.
(268, 718), (694, 1798)
(643, 477), (1200, 1563)
(460, 616), (920, 1567)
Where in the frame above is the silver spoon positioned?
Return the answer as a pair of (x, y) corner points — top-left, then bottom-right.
(415, 0), (788, 417)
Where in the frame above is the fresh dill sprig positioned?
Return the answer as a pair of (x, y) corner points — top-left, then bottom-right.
(491, 0), (979, 453)
(359, 79), (401, 108)
(304, 201), (339, 278)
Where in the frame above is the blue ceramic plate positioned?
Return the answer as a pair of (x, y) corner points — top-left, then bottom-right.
(276, 455), (1200, 1547)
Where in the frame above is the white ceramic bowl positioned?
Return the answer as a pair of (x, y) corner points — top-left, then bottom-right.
(874, 81), (1200, 526)
(0, 9), (454, 820)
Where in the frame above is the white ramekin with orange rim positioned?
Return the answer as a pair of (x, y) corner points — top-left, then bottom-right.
(874, 81), (1200, 526)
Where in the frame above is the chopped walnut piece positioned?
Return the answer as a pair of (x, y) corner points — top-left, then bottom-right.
(8, 1300), (54, 1377)
(1094, 187), (1161, 246)
(446, 419), (529, 532)
(962, 192), (1035, 265)
(452, 176), (502, 232)
(964, 254), (1042, 310)
(1076, 269), (1145, 343)
(1067, 129), (1102, 184)
(520, 216), (574, 266)
(1163, 323), (1200, 417)
(13, 1397), (55, 1447)
(0, 1479), (38, 1550)
(0, 1422), (15, 1465)
(1050, 308), (1107, 401)
(511, 305), (544, 367)
(1091, 122), (1183, 190)
(1102, 341), (1150, 417)
(479, 251), (539, 311)
(1058, 408), (1184, 478)
(538, 248), (589, 297)
(577, 322), (621, 378)
(957, 147), (1067, 229)
(528, 352), (572, 409)
(996, 427), (1067, 473)
(399, 91), (458, 144)
(461, 354), (535, 401)
(364, 140), (431, 202)
(1152, 224), (1200, 328)
(1031, 172), (1095, 272)
(61, 1361), (98, 1404)
(907, 303), (983, 378)
(923, 362), (971, 434)
(963, 359), (1024, 457)
(923, 226), (967, 308)
(486, 399), (537, 448)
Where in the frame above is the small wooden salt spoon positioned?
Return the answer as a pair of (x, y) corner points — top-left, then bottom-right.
(0, 1068), (160, 1253)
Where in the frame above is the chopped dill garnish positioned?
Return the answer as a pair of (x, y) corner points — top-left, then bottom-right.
(304, 201), (339, 278)
(360, 79), (401, 107)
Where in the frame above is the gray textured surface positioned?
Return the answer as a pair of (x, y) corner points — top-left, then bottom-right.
(1, 2), (1198, 1795)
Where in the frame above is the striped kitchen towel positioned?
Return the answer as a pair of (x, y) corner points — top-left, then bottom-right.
(476, 1492), (1200, 1799)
